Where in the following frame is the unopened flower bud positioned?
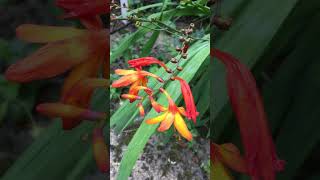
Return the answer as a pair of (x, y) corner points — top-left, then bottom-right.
(182, 53), (188, 59)
(179, 37), (185, 42)
(176, 47), (181, 52)
(166, 69), (173, 73)
(171, 58), (178, 63)
(170, 76), (175, 81)
(177, 66), (183, 71)
(157, 77), (164, 83)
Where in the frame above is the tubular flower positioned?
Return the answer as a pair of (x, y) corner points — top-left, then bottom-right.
(92, 127), (109, 173)
(174, 76), (199, 123)
(145, 88), (192, 141)
(60, 78), (108, 129)
(36, 103), (106, 121)
(5, 24), (107, 83)
(111, 69), (163, 88)
(128, 57), (171, 72)
(111, 69), (162, 102)
(56, 0), (109, 29)
(212, 49), (285, 180)
(137, 103), (145, 117)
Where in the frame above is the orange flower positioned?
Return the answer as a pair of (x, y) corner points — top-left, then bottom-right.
(174, 76), (199, 123)
(213, 49), (285, 180)
(5, 24), (107, 83)
(146, 88), (192, 141)
(112, 69), (162, 102)
(36, 103), (106, 121)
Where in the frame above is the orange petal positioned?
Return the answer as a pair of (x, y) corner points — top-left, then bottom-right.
(178, 107), (186, 116)
(129, 86), (153, 95)
(121, 94), (142, 101)
(61, 52), (103, 99)
(111, 74), (139, 88)
(114, 69), (137, 75)
(139, 70), (164, 82)
(92, 127), (109, 173)
(137, 103), (145, 117)
(16, 24), (86, 43)
(215, 143), (248, 173)
(173, 113), (192, 141)
(149, 96), (167, 112)
(158, 112), (174, 132)
(5, 32), (102, 82)
(36, 103), (106, 120)
(159, 88), (176, 109)
(145, 112), (167, 124)
(63, 78), (108, 106)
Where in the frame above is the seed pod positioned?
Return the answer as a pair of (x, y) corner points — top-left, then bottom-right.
(177, 66), (183, 71)
(176, 47), (181, 52)
(170, 76), (175, 81)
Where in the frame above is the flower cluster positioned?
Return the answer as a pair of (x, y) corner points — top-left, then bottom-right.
(5, 0), (109, 173)
(111, 57), (198, 141)
(211, 49), (285, 180)
(111, 24), (199, 141)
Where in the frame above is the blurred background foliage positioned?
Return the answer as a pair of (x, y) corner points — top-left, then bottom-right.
(212, 0), (320, 179)
(0, 0), (108, 179)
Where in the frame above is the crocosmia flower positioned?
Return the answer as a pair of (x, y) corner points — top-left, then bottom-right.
(56, 0), (108, 29)
(128, 57), (171, 72)
(213, 49), (285, 180)
(174, 76), (199, 123)
(146, 88), (192, 141)
(5, 24), (107, 83)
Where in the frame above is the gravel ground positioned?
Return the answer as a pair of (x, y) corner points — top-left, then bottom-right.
(110, 127), (210, 180)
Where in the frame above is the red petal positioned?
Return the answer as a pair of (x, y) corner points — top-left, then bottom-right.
(80, 16), (103, 30)
(92, 127), (109, 173)
(128, 57), (170, 72)
(111, 74), (139, 88)
(174, 76), (199, 123)
(56, 0), (109, 18)
(213, 49), (285, 180)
